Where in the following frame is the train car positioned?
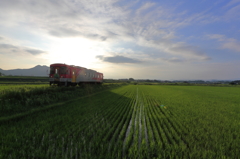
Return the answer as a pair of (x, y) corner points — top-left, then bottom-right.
(49, 63), (103, 86)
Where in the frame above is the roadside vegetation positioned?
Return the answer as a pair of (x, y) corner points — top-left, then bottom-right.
(0, 84), (123, 118)
(1, 85), (239, 158)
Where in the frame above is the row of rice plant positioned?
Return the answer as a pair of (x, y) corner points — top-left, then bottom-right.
(1, 85), (240, 158)
(0, 86), (136, 158)
(139, 85), (240, 158)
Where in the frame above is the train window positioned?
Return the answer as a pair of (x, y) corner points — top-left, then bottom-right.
(66, 68), (69, 74)
(60, 67), (67, 74)
(50, 67), (55, 74)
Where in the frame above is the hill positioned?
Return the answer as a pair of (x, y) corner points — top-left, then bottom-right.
(0, 65), (49, 76)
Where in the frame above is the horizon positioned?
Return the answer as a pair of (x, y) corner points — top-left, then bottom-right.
(0, 64), (239, 81)
(0, 0), (240, 80)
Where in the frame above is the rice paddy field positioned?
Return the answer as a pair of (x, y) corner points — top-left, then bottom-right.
(0, 84), (48, 91)
(1, 84), (240, 158)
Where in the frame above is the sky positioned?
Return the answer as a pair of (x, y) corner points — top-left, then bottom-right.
(0, 0), (240, 80)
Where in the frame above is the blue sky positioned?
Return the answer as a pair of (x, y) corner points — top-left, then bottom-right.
(0, 0), (240, 80)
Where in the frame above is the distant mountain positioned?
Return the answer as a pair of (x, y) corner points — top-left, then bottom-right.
(0, 65), (49, 76)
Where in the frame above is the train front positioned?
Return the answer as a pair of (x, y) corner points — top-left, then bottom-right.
(49, 63), (70, 86)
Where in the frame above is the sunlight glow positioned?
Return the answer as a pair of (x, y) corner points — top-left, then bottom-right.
(48, 38), (105, 68)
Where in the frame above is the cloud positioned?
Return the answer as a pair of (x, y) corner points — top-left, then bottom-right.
(0, 0), (220, 63)
(0, 0), (124, 41)
(25, 49), (45, 55)
(226, 0), (240, 7)
(160, 55), (211, 63)
(208, 34), (240, 52)
(0, 0), (198, 42)
(168, 43), (211, 60)
(0, 43), (46, 55)
(136, 2), (155, 15)
(207, 34), (225, 41)
(161, 57), (185, 63)
(225, 4), (240, 20)
(48, 26), (108, 41)
(48, 27), (82, 37)
(222, 41), (240, 52)
(0, 43), (21, 54)
(96, 55), (142, 63)
(136, 37), (211, 61)
(0, 43), (18, 49)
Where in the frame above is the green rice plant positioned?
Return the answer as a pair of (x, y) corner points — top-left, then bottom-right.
(1, 85), (240, 158)
(0, 84), (124, 117)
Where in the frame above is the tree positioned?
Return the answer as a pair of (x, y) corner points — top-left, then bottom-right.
(129, 78), (134, 81)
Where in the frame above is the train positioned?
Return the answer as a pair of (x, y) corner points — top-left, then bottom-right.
(49, 63), (103, 86)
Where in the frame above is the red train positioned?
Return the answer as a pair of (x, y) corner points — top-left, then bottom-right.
(49, 63), (103, 86)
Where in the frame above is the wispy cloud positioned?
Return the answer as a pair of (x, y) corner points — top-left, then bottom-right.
(225, 0), (240, 8)
(136, 2), (155, 15)
(0, 0), (212, 62)
(225, 4), (240, 20)
(135, 37), (211, 61)
(0, 43), (46, 55)
(96, 55), (142, 64)
(25, 49), (45, 55)
(208, 34), (240, 52)
(0, 0), (239, 79)
(161, 57), (185, 63)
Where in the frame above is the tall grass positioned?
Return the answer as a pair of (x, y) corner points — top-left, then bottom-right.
(0, 84), (123, 117)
